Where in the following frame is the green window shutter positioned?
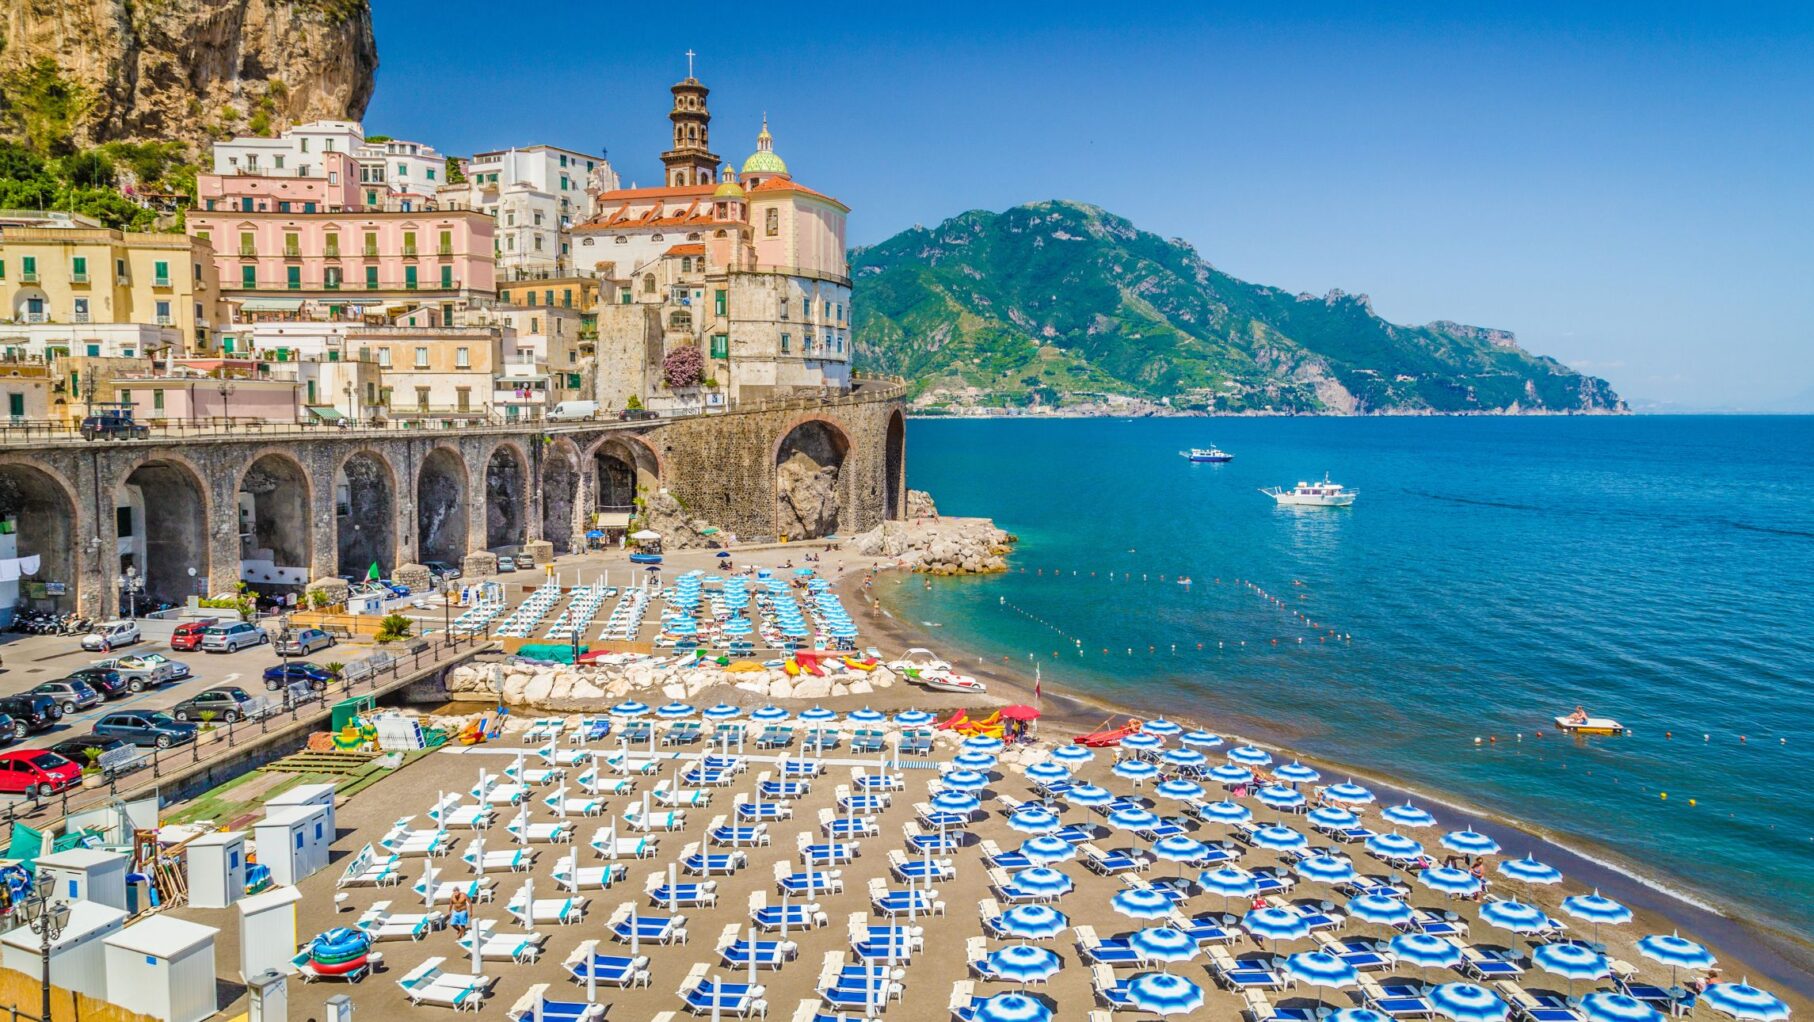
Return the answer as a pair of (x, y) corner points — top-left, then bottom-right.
(405, 266), (418, 289)
(711, 334), (728, 359)
(286, 266), (301, 290)
(440, 265), (452, 288)
(365, 266), (378, 289)
(714, 290), (726, 316)
(72, 256), (86, 276)
(154, 260), (169, 283)
(241, 265), (257, 288)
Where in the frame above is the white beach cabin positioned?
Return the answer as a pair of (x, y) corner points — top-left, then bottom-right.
(254, 804), (332, 886)
(185, 830), (248, 909)
(266, 783), (338, 836)
(36, 848), (129, 910)
(1, 901), (128, 1001)
(102, 915), (220, 1022)
(237, 885), (302, 981)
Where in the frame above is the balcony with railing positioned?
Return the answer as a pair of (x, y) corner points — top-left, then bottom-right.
(71, 270), (89, 285)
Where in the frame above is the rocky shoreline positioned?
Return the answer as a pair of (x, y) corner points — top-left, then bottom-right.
(851, 492), (1017, 574)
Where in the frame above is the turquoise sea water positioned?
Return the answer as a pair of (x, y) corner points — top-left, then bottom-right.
(886, 416), (1814, 938)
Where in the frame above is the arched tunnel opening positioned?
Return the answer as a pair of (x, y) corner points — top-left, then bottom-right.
(122, 460), (208, 608)
(417, 447), (468, 567)
(0, 464), (75, 624)
(337, 452), (396, 578)
(239, 454), (312, 594)
(885, 410), (905, 520)
(776, 420), (850, 540)
(485, 445), (527, 551)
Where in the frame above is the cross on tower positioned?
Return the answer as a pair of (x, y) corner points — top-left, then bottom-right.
(685, 49), (696, 79)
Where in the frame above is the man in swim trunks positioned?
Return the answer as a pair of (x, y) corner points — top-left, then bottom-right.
(1567, 705), (1589, 725)
(449, 888), (470, 938)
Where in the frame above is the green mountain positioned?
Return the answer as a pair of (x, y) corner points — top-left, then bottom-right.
(850, 201), (1624, 414)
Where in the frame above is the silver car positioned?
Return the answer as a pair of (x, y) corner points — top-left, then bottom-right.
(276, 628), (336, 656)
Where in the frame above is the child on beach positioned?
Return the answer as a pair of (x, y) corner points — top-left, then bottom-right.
(448, 888), (470, 938)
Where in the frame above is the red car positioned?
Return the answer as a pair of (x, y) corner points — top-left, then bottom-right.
(170, 618), (218, 652)
(0, 749), (83, 797)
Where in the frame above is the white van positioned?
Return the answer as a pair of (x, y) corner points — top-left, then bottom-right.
(547, 400), (599, 421)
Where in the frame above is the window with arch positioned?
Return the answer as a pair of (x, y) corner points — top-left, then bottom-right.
(652, 234), (664, 242)
(642, 274), (656, 294)
(614, 236), (628, 245)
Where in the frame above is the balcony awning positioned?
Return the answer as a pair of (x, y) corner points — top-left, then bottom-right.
(237, 298), (307, 312)
(305, 405), (346, 421)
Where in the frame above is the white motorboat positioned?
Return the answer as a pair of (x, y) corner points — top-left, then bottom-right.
(1261, 474), (1357, 507)
(915, 669), (986, 695)
(884, 647), (951, 679)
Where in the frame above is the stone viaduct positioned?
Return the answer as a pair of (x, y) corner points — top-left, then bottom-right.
(0, 383), (905, 619)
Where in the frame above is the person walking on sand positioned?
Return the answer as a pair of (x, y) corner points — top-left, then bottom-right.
(448, 888), (470, 938)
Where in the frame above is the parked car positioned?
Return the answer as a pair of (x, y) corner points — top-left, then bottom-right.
(263, 662), (333, 692)
(30, 679), (101, 715)
(617, 408), (658, 421)
(200, 621), (268, 653)
(0, 694), (61, 738)
(63, 667), (132, 700)
(276, 628), (336, 657)
(169, 687), (258, 724)
(0, 749), (83, 796)
(79, 408), (149, 441)
(423, 561), (462, 582)
(170, 618), (219, 652)
(92, 711), (197, 749)
(89, 653), (184, 691)
(0, 713), (14, 743)
(49, 735), (138, 779)
(80, 620), (141, 651)
(495, 555), (518, 573)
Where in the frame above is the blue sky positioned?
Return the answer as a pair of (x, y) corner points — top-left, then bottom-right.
(367, 2), (1814, 409)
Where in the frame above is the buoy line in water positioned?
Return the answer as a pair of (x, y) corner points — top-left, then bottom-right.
(1015, 566), (1355, 641)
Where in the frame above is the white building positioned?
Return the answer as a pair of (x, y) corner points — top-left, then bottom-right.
(210, 120), (448, 209)
(449, 145), (617, 281)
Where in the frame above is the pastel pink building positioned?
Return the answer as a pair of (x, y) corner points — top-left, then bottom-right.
(196, 152), (365, 213)
(186, 208), (496, 305)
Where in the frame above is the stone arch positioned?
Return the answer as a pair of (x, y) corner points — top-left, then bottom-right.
(590, 434), (662, 511)
(416, 445), (469, 566)
(237, 451), (313, 592)
(336, 449), (397, 578)
(541, 438), (581, 555)
(484, 441), (528, 550)
(884, 409), (906, 521)
(0, 460), (79, 622)
(120, 455), (210, 607)
(773, 417), (853, 540)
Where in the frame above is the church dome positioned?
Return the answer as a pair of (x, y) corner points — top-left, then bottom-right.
(714, 176), (744, 199)
(740, 118), (790, 178)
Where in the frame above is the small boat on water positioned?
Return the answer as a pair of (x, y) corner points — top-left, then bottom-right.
(1261, 474), (1358, 507)
(1554, 714), (1630, 736)
(1181, 446), (1234, 463)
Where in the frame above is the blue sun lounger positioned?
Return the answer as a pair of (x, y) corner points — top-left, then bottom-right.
(1078, 931), (1142, 966)
(1053, 823), (1096, 844)
(778, 870), (841, 897)
(920, 809), (970, 830)
(738, 801), (790, 822)
(890, 856), (953, 883)
(907, 830), (963, 853)
(752, 903), (819, 931)
(648, 882), (716, 908)
(800, 841), (856, 866)
(760, 779), (809, 800)
(839, 794), (889, 813)
(1211, 951), (1286, 990)
(720, 938), (796, 970)
(683, 850), (745, 876)
(822, 816), (876, 839)
(710, 824), (768, 847)
(780, 757), (824, 778)
(1365, 982), (1436, 1018)
(563, 953), (649, 987)
(985, 846), (1034, 871)
(871, 888), (937, 917)
(821, 965), (899, 1010)
(610, 913), (684, 945)
(682, 978), (764, 1016)
(684, 766), (733, 787)
(1174, 911), (1238, 945)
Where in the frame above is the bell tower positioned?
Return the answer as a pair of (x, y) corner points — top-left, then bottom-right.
(661, 51), (722, 188)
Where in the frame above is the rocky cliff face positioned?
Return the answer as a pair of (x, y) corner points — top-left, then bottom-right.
(1, 0), (377, 153)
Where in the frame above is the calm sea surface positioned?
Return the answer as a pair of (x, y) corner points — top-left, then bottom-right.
(884, 416), (1814, 936)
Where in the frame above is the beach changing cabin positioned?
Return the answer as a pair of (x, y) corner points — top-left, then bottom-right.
(186, 830), (248, 909)
(36, 848), (129, 910)
(102, 915), (219, 1022)
(237, 885), (301, 981)
(2, 901), (128, 1001)
(253, 804), (331, 886)
(265, 783), (338, 836)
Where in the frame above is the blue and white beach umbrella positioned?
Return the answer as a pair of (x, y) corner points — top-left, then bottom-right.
(800, 706), (838, 724)
(1347, 894), (1414, 927)
(1180, 730), (1224, 749)
(1121, 732), (1165, 753)
(1499, 855), (1563, 885)
(1563, 891), (1633, 927)
(941, 769), (990, 792)
(1479, 899), (1550, 935)
(702, 703), (742, 721)
(1418, 866), (1483, 898)
(1329, 1011), (1394, 1022)
(1251, 824), (1309, 852)
(1012, 867), (1074, 899)
(1019, 834), (1077, 865)
(1532, 942), (1610, 982)
(1108, 807), (1162, 833)
(1051, 745), (1095, 765)
(969, 993), (1052, 1022)
(1441, 830), (1501, 856)
(655, 702), (695, 719)
(1155, 778), (1206, 803)
(1112, 758), (1160, 782)
(1295, 854), (1358, 884)
(995, 903), (1069, 940)
(964, 734), (1006, 753)
(1007, 807), (1063, 835)
(1244, 906), (1313, 943)
(1275, 760), (1322, 784)
(1025, 761), (1071, 785)
(1198, 800), (1253, 825)
(1065, 783), (1114, 808)
(1257, 785), (1308, 810)
(1382, 801), (1438, 828)
(1324, 780), (1377, 805)
(1228, 745), (1274, 766)
(984, 944), (1062, 985)
(1309, 806), (1361, 830)
(609, 700), (650, 717)
(1284, 951), (1361, 993)
(1124, 972), (1206, 1017)
(1390, 933), (1463, 970)
(1635, 933), (1715, 971)
(1111, 887), (1175, 921)
(1701, 984), (1791, 1022)
(1199, 866), (1259, 899)
(1209, 764), (1255, 786)
(931, 790), (981, 816)
(954, 751), (999, 772)
(1366, 832), (1424, 860)
(1142, 718), (1184, 736)
(721, 618), (753, 635)
(750, 705), (790, 723)
(893, 710), (935, 727)
(1129, 926), (1199, 966)
(847, 708), (886, 725)
(1150, 835), (1208, 865)
(1430, 983), (1510, 1022)
(1161, 747), (1208, 770)
(1580, 994), (1663, 1022)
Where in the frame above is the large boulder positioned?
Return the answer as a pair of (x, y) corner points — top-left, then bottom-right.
(641, 491), (724, 550)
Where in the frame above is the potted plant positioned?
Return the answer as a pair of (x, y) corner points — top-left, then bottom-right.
(80, 748), (104, 788)
(196, 709), (220, 744)
(375, 614), (413, 644)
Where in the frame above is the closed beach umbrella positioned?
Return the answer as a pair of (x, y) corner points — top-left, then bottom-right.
(1142, 719), (1183, 736)
(1209, 764), (1254, 786)
(1390, 933), (1464, 974)
(751, 705), (789, 723)
(1258, 785), (1308, 811)
(1275, 760), (1321, 784)
(1441, 830), (1501, 857)
(1285, 951), (1361, 1006)
(800, 706), (837, 724)
(1112, 758), (1160, 783)
(1309, 806), (1360, 830)
(1155, 778), (1206, 803)
(1419, 866), (1482, 898)
(1382, 802), (1438, 828)
(1025, 761), (1071, 785)
(1019, 834), (1077, 865)
(1580, 994), (1664, 1022)
(1296, 854), (1357, 884)
(1012, 867), (1074, 899)
(964, 734), (1006, 753)
(931, 790), (981, 816)
(1348, 893), (1414, 928)
(1480, 899), (1550, 935)
(1498, 855), (1563, 885)
(703, 703), (742, 721)
(1121, 732), (1165, 753)
(970, 993), (1052, 1022)
(1124, 972), (1205, 1017)
(1129, 926), (1198, 968)
(1701, 983), (1791, 1022)
(1251, 824), (1309, 852)
(1180, 730), (1224, 749)
(1007, 807), (1063, 835)
(1199, 866), (1259, 902)
(1244, 906), (1312, 945)
(1051, 745), (1094, 766)
(954, 751), (999, 772)
(1228, 745), (1273, 766)
(1532, 941), (1610, 992)
(1065, 783), (1114, 809)
(1161, 747), (1208, 770)
(1324, 780), (1376, 805)
(893, 710), (935, 727)
(1365, 832), (1424, 860)
(610, 700), (650, 717)
(995, 903), (1069, 941)
(1111, 887), (1175, 921)
(1199, 800), (1253, 825)
(1431, 983), (1510, 1022)
(984, 944), (1062, 986)
(941, 769), (990, 792)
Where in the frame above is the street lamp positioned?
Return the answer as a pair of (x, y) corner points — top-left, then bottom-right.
(19, 870), (71, 1022)
(117, 565), (145, 619)
(343, 381), (354, 425)
(217, 379), (236, 424)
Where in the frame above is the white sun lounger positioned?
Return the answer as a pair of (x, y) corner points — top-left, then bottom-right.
(457, 920), (548, 963)
(509, 891), (589, 926)
(396, 956), (492, 1011)
(337, 844), (405, 887)
(461, 839), (535, 873)
(552, 851), (628, 891)
(357, 900), (443, 941)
